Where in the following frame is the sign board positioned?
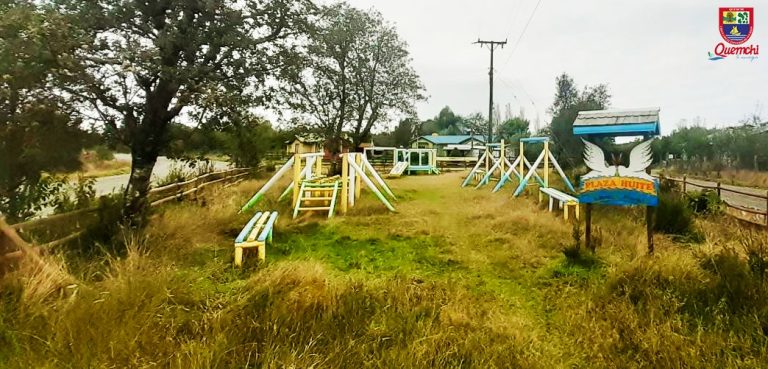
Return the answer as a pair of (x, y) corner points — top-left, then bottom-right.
(578, 139), (659, 207)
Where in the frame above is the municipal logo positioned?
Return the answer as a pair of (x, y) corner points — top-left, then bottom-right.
(720, 7), (753, 45)
(708, 7), (759, 61)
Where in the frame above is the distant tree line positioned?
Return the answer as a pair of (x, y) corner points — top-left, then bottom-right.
(653, 116), (767, 171)
(371, 105), (532, 148)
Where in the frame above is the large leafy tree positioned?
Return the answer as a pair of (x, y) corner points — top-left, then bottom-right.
(0, 1), (85, 222)
(548, 73), (611, 168)
(283, 3), (424, 168)
(420, 107), (467, 135)
(391, 118), (420, 147)
(56, 0), (312, 225)
(497, 116), (531, 143)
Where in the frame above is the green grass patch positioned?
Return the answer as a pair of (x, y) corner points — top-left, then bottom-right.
(274, 223), (465, 276)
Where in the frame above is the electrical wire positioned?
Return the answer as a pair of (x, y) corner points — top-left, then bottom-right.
(500, 0), (543, 67)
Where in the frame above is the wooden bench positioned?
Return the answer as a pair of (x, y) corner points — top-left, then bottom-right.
(539, 188), (580, 221)
(473, 169), (486, 182)
(234, 211), (278, 267)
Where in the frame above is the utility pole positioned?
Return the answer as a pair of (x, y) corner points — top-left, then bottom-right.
(474, 38), (506, 144)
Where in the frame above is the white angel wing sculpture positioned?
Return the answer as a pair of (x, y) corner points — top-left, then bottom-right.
(581, 139), (615, 180)
(617, 139), (655, 180)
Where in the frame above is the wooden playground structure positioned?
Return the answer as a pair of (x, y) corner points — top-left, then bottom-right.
(234, 152), (396, 266)
(240, 152), (396, 218)
(461, 140), (513, 188)
(462, 137), (580, 221)
(363, 147), (439, 177)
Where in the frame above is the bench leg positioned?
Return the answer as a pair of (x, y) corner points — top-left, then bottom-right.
(538, 191), (543, 202)
(258, 242), (266, 262)
(576, 204), (580, 220)
(548, 197), (554, 212)
(564, 204), (569, 221)
(235, 246), (244, 267)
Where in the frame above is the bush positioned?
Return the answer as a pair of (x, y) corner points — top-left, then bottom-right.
(156, 164), (189, 187)
(658, 176), (679, 193)
(92, 145), (114, 161)
(686, 190), (724, 215)
(654, 191), (703, 242)
(50, 176), (97, 214)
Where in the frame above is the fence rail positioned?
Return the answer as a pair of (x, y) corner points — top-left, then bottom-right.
(7, 167), (253, 249)
(662, 175), (768, 226)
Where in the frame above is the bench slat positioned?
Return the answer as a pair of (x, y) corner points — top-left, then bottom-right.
(246, 212), (271, 242)
(540, 187), (578, 202)
(235, 212), (263, 244)
(257, 212), (279, 242)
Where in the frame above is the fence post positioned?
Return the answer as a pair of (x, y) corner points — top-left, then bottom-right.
(682, 175), (687, 193)
(717, 182), (721, 197)
(765, 190), (768, 227)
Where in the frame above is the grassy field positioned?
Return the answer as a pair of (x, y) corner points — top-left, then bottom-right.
(76, 151), (131, 178)
(2, 172), (768, 368)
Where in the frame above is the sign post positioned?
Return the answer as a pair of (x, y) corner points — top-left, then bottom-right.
(573, 108), (662, 254)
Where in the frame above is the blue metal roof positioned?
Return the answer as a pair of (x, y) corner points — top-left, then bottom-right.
(520, 137), (550, 143)
(573, 108), (660, 137)
(416, 135), (486, 145)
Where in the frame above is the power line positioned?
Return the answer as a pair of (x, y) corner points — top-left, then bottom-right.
(501, 0), (543, 67)
(474, 39), (507, 143)
(495, 74), (545, 132)
(502, 0), (524, 40)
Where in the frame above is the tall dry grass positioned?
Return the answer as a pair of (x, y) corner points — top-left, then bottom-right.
(2, 172), (768, 368)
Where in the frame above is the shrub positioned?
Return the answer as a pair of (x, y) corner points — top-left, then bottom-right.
(686, 190), (724, 215)
(654, 191), (703, 242)
(739, 230), (768, 281)
(658, 176), (679, 193)
(156, 164), (189, 187)
(92, 145), (114, 161)
(50, 176), (97, 214)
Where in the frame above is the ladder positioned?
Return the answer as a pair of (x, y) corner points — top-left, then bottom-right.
(293, 180), (340, 219)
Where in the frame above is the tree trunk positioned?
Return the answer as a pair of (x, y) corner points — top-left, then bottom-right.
(326, 136), (343, 176)
(123, 146), (159, 227)
(122, 111), (170, 227)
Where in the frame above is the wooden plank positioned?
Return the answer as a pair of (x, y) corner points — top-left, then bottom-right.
(235, 212), (264, 244)
(10, 207), (99, 230)
(40, 230), (86, 249)
(328, 181), (339, 218)
(724, 201), (765, 215)
(341, 154), (349, 214)
(247, 212), (271, 242)
(721, 187), (768, 199)
(257, 212), (278, 242)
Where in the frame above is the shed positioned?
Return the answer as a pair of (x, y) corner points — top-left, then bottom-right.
(410, 134), (486, 156)
(285, 134), (324, 154)
(573, 108), (660, 137)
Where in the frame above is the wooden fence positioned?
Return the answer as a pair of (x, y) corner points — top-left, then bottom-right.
(6, 168), (252, 249)
(662, 175), (768, 226)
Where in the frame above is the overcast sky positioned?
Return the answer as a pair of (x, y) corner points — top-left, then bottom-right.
(338, 0), (766, 135)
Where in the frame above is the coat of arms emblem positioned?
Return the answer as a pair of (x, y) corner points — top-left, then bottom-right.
(720, 7), (754, 45)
